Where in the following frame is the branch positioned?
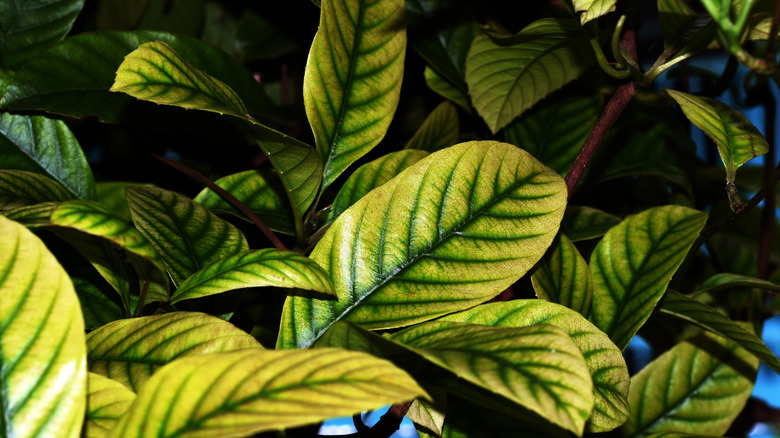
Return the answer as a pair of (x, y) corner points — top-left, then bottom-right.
(344, 401), (413, 438)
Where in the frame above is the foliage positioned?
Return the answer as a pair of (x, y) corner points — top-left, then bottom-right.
(2, 1), (780, 437)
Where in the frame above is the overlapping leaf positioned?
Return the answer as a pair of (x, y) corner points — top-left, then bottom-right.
(85, 372), (136, 438)
(404, 101), (460, 152)
(86, 312), (262, 391)
(622, 332), (758, 437)
(278, 141), (567, 348)
(2, 202), (59, 226)
(442, 396), (568, 438)
(0, 112), (96, 200)
(0, 214), (87, 438)
(0, 169), (74, 210)
(106, 349), (427, 437)
(304, 0), (407, 190)
(531, 235), (593, 317)
(465, 18), (595, 133)
(0, 0), (85, 69)
(425, 66), (472, 112)
(573, 0), (617, 24)
(589, 205), (708, 350)
(171, 249), (334, 304)
(441, 300), (630, 433)
(560, 205), (621, 241)
(125, 186), (248, 286)
(695, 272), (780, 295)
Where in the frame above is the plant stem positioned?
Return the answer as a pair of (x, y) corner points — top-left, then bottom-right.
(758, 82), (776, 280)
(152, 154), (289, 252)
(346, 402), (413, 438)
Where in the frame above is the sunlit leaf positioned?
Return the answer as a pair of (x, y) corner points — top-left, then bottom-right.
(107, 349), (427, 437)
(0, 113), (96, 200)
(465, 18), (594, 133)
(405, 101), (460, 152)
(279, 141), (567, 348)
(589, 205), (707, 350)
(2, 201), (58, 226)
(85, 372), (136, 438)
(532, 234), (593, 317)
(441, 300), (629, 433)
(171, 249), (335, 304)
(0, 169), (74, 210)
(125, 186), (249, 286)
(573, 0), (617, 24)
(0, 0), (85, 69)
(622, 332), (758, 437)
(407, 397), (445, 437)
(304, 0), (407, 190)
(86, 312), (262, 391)
(0, 214), (87, 438)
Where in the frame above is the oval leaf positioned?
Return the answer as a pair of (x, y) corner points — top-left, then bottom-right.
(404, 101), (460, 152)
(531, 234), (594, 317)
(465, 18), (595, 133)
(695, 272), (780, 295)
(107, 349), (427, 437)
(0, 169), (74, 210)
(304, 0), (407, 190)
(125, 186), (249, 286)
(573, 0), (617, 24)
(85, 372), (136, 438)
(171, 249), (335, 304)
(86, 311), (262, 391)
(0, 214), (87, 438)
(622, 332), (758, 437)
(278, 140), (567, 348)
(589, 205), (708, 350)
(560, 205), (621, 242)
(440, 300), (630, 433)
(425, 66), (472, 112)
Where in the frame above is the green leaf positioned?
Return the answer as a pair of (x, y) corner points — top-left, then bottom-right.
(0, 214), (87, 438)
(622, 332), (758, 437)
(326, 149), (430, 225)
(96, 0), (150, 30)
(659, 290), (780, 374)
(106, 349), (428, 437)
(657, 0), (700, 49)
(504, 89), (602, 176)
(304, 0), (407, 190)
(194, 169), (295, 236)
(440, 300), (630, 433)
(425, 66), (472, 112)
(442, 396), (568, 438)
(0, 0), (85, 69)
(0, 113), (96, 200)
(86, 312), (262, 391)
(125, 186), (249, 287)
(73, 275), (127, 329)
(0, 169), (74, 210)
(85, 372), (136, 438)
(111, 40), (248, 117)
(234, 9), (299, 62)
(171, 249), (335, 304)
(663, 89), (768, 186)
(573, 0), (617, 24)
(695, 272), (780, 295)
(2, 202), (59, 226)
(278, 141), (567, 348)
(95, 181), (146, 223)
(391, 321), (594, 434)
(531, 234), (593, 317)
(407, 397), (445, 437)
(560, 205), (622, 242)
(405, 101), (460, 152)
(589, 205), (708, 350)
(465, 18), (595, 133)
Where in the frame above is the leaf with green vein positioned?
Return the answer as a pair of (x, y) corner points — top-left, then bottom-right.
(440, 300), (629, 433)
(695, 272), (780, 295)
(194, 169), (295, 236)
(532, 234), (593, 317)
(425, 66), (472, 112)
(106, 348), (428, 438)
(85, 372), (136, 438)
(0, 214), (87, 438)
(304, 0), (407, 190)
(278, 140), (567, 349)
(663, 89), (768, 186)
(465, 18), (595, 133)
(589, 205), (708, 350)
(111, 40), (248, 117)
(622, 332), (758, 437)
(407, 396), (446, 437)
(0, 169), (74, 210)
(96, 181), (149, 223)
(560, 205), (621, 241)
(86, 311), (262, 392)
(405, 101), (460, 152)
(504, 89), (602, 176)
(171, 248), (335, 304)
(391, 321), (594, 434)
(0, 0), (85, 69)
(0, 112), (96, 200)
(326, 149), (430, 226)
(659, 290), (780, 374)
(73, 274), (127, 329)
(573, 0), (617, 24)
(125, 186), (249, 287)
(2, 201), (59, 226)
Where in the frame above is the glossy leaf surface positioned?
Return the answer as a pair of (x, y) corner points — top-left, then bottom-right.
(171, 249), (334, 304)
(573, 0), (617, 24)
(465, 18), (594, 133)
(622, 332), (757, 437)
(125, 186), (248, 286)
(0, 214), (87, 438)
(85, 372), (136, 438)
(589, 205), (708, 350)
(107, 349), (427, 437)
(405, 101), (460, 152)
(441, 300), (630, 432)
(86, 312), (262, 391)
(532, 234), (593, 317)
(0, 169), (74, 210)
(304, 0), (407, 190)
(279, 141), (567, 348)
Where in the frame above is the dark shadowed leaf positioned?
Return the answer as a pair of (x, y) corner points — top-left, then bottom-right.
(0, 169), (74, 210)
(532, 234), (593, 317)
(405, 101), (460, 152)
